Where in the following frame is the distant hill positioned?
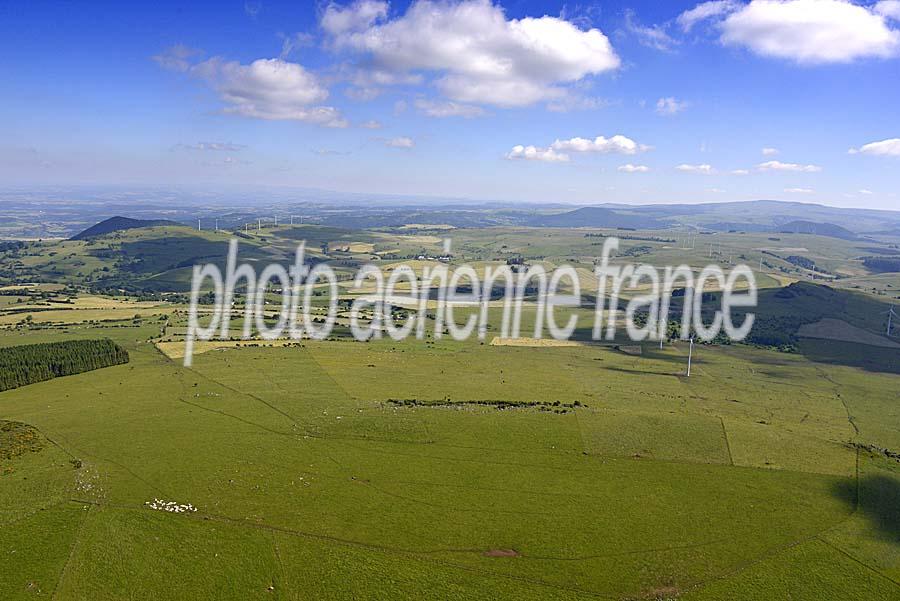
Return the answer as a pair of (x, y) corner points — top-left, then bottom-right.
(527, 207), (664, 229)
(775, 220), (859, 240)
(70, 216), (180, 240)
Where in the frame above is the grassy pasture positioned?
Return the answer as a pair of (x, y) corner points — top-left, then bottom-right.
(1, 319), (897, 600)
(1, 223), (900, 599)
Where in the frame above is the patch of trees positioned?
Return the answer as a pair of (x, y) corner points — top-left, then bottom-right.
(584, 233), (676, 243)
(784, 255), (830, 274)
(863, 256), (900, 273)
(620, 245), (653, 258)
(387, 398), (585, 414)
(0, 241), (25, 254)
(744, 315), (816, 351)
(0, 339), (129, 392)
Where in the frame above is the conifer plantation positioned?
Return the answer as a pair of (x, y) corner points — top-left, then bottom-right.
(0, 339), (129, 391)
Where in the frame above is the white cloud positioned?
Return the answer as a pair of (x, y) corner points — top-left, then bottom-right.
(785, 187), (814, 193)
(625, 9), (678, 51)
(678, 1), (900, 63)
(757, 160), (821, 172)
(676, 163), (715, 174)
(506, 145), (570, 162)
(876, 1), (900, 20)
(321, 0), (389, 35)
(655, 97), (688, 115)
(761, 147), (779, 156)
(323, 0), (620, 107)
(731, 168), (750, 175)
(849, 137), (900, 156)
(386, 136), (415, 148)
(677, 1), (738, 32)
(360, 119), (382, 129)
(859, 188), (874, 194)
(706, 187), (727, 193)
(414, 98), (485, 118)
(722, 0), (900, 64)
(183, 56), (348, 127)
(550, 134), (650, 154)
(618, 164), (650, 172)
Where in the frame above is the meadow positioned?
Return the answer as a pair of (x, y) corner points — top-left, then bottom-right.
(1, 223), (899, 600)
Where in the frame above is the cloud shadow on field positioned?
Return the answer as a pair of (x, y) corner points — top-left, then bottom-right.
(832, 473), (900, 545)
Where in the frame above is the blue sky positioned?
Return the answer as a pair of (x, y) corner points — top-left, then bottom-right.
(1, 0), (899, 208)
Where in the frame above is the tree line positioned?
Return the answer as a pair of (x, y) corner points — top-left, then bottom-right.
(0, 339), (129, 392)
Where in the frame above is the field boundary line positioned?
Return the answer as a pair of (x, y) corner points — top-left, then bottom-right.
(65, 499), (617, 600)
(679, 449), (863, 596)
(719, 417), (735, 466)
(817, 535), (900, 589)
(50, 503), (91, 601)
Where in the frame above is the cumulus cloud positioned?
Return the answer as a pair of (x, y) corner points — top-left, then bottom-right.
(757, 160), (821, 172)
(676, 163), (715, 174)
(761, 147), (779, 156)
(731, 168), (750, 175)
(618, 164), (650, 172)
(157, 50), (348, 128)
(414, 98), (485, 118)
(785, 187), (814, 193)
(678, 0), (900, 64)
(859, 188), (874, 194)
(655, 97), (689, 115)
(321, 0), (389, 35)
(359, 119), (382, 129)
(875, 0), (900, 20)
(386, 136), (415, 148)
(322, 0), (620, 107)
(849, 137), (900, 156)
(506, 145), (570, 162)
(550, 134), (650, 154)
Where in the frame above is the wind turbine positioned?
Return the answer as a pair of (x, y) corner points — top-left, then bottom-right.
(686, 337), (694, 377)
(886, 305), (897, 336)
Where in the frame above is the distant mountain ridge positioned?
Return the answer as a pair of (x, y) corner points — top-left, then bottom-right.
(70, 216), (179, 240)
(526, 207), (665, 229)
(775, 220), (859, 240)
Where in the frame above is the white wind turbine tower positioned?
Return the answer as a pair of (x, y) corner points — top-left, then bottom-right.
(886, 305), (898, 336)
(686, 337), (695, 377)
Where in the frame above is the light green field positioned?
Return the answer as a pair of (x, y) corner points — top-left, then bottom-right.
(2, 222), (899, 599)
(1, 317), (898, 600)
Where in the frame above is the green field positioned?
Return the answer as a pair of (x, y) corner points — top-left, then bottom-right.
(1, 222), (899, 600)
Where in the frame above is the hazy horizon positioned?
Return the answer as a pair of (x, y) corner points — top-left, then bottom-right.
(3, 0), (898, 209)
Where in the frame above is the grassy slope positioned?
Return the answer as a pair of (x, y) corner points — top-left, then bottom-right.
(0, 318), (897, 600)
